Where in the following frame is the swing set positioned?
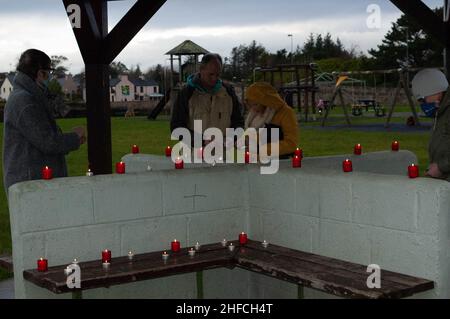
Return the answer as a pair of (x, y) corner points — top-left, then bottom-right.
(320, 68), (429, 127)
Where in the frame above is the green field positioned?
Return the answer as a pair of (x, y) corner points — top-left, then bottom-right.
(0, 114), (433, 279)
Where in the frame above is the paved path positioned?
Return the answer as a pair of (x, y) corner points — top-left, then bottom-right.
(0, 278), (14, 299)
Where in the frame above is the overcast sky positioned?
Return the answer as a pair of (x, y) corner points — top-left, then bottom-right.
(0, 0), (444, 74)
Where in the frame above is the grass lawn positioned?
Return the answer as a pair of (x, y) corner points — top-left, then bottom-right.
(0, 114), (433, 278)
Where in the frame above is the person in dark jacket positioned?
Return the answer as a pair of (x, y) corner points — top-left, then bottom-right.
(2, 49), (85, 193)
(412, 68), (450, 181)
(170, 53), (244, 145)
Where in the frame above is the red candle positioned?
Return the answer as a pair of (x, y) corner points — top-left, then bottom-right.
(132, 144), (140, 154)
(41, 166), (53, 180)
(343, 159), (353, 172)
(37, 258), (48, 272)
(408, 164), (419, 178)
(392, 141), (400, 151)
(239, 232), (248, 245)
(292, 155), (302, 168)
(354, 144), (362, 155)
(165, 146), (172, 157)
(175, 157), (184, 169)
(245, 151), (250, 164)
(115, 161), (126, 174)
(102, 249), (111, 263)
(171, 239), (181, 252)
(197, 147), (204, 160)
(294, 148), (303, 158)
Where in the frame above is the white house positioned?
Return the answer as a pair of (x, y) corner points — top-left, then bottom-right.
(0, 73), (15, 101)
(83, 74), (161, 102)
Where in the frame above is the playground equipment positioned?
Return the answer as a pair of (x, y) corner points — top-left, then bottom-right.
(319, 67), (441, 127)
(255, 64), (319, 122)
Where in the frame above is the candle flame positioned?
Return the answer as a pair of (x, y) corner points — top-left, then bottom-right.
(45, 166), (49, 169)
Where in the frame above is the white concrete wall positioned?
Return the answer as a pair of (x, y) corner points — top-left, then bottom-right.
(8, 151), (450, 299)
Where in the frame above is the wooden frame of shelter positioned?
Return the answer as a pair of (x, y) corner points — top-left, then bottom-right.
(61, 0), (450, 174)
(256, 64), (318, 122)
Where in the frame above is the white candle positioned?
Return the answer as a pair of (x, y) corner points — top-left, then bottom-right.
(86, 169), (94, 177)
(194, 242), (201, 251)
(102, 262), (110, 269)
(262, 240), (269, 248)
(72, 258), (78, 264)
(188, 248), (196, 257)
(128, 251), (134, 260)
(221, 238), (227, 247)
(162, 251), (169, 261)
(228, 243), (235, 252)
(147, 165), (152, 171)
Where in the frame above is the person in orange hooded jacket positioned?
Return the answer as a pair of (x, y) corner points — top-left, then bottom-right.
(243, 82), (299, 158)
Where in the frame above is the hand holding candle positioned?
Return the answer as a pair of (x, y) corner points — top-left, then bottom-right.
(42, 166), (53, 180)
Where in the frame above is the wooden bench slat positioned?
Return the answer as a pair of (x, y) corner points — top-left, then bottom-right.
(245, 241), (432, 289)
(236, 247), (427, 299)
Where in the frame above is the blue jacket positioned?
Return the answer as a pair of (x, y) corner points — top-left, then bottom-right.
(2, 72), (80, 192)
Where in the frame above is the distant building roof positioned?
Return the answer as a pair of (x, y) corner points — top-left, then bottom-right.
(110, 78), (121, 87)
(165, 40), (209, 56)
(5, 73), (15, 85)
(130, 78), (158, 87)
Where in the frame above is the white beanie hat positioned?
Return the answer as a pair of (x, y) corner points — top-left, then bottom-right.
(411, 68), (449, 100)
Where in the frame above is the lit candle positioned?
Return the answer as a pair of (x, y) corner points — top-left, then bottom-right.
(102, 249), (111, 263)
(262, 240), (269, 248)
(239, 232), (248, 245)
(37, 258), (48, 272)
(132, 144), (140, 154)
(343, 159), (353, 173)
(162, 251), (169, 261)
(147, 165), (152, 171)
(86, 169), (94, 177)
(72, 258), (78, 264)
(197, 147), (204, 160)
(41, 166), (53, 180)
(127, 251), (134, 261)
(228, 243), (235, 252)
(292, 155), (302, 168)
(408, 164), (419, 179)
(171, 239), (181, 252)
(392, 141), (400, 151)
(165, 146), (172, 157)
(115, 161), (126, 174)
(354, 144), (362, 155)
(188, 248), (196, 257)
(294, 148), (303, 158)
(175, 157), (184, 169)
(195, 242), (201, 251)
(245, 151), (250, 164)
(221, 238), (228, 247)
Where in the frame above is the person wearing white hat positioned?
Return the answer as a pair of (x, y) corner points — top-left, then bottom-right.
(411, 68), (450, 180)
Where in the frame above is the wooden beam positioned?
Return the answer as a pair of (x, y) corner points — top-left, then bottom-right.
(105, 0), (167, 64)
(62, 0), (102, 63)
(389, 0), (445, 45)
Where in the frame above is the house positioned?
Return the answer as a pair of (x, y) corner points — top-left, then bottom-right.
(56, 74), (79, 98)
(0, 73), (15, 101)
(130, 77), (161, 101)
(83, 74), (161, 102)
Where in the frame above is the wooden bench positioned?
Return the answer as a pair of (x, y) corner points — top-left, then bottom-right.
(22, 240), (434, 299)
(0, 254), (13, 273)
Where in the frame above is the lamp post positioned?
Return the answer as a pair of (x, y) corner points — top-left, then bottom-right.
(288, 34), (294, 82)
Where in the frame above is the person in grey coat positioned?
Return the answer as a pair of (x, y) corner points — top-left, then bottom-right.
(2, 49), (86, 193)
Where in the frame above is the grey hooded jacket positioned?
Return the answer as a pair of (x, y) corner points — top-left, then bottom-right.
(2, 72), (80, 192)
